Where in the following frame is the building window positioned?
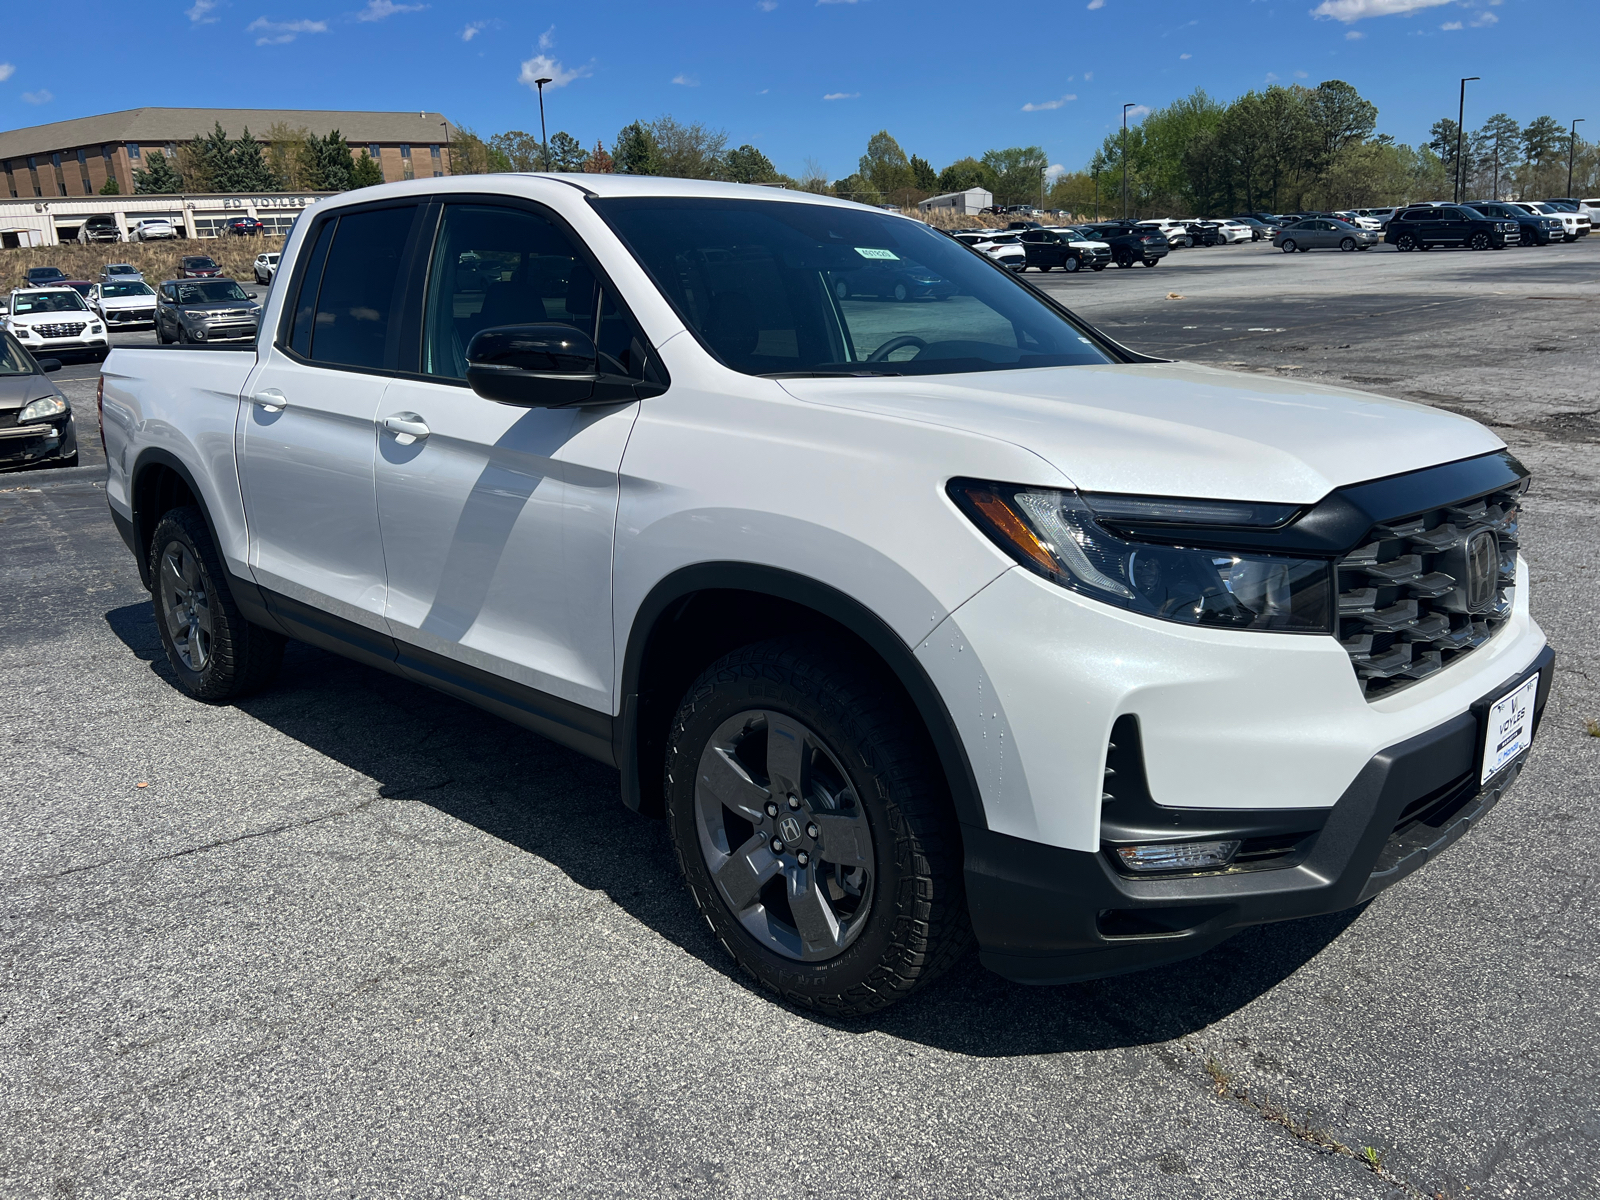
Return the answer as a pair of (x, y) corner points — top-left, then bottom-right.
(429, 144), (440, 158)
(369, 143), (380, 159)
(127, 144), (141, 159)
(400, 145), (411, 159)
(51, 153), (61, 167)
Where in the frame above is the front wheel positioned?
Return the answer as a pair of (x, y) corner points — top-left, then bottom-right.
(1340, 237), (1356, 252)
(1281, 239), (1297, 253)
(1470, 232), (1491, 251)
(1063, 255), (1081, 273)
(892, 282), (909, 302)
(149, 506), (284, 701)
(834, 279), (850, 300)
(1141, 258), (1158, 267)
(666, 638), (970, 1016)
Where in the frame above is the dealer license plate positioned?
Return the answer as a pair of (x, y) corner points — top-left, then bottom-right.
(1482, 673), (1539, 784)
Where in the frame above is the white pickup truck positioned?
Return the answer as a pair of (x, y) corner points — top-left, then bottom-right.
(100, 176), (1552, 1015)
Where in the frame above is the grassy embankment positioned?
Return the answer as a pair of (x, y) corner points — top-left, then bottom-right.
(0, 238), (288, 290)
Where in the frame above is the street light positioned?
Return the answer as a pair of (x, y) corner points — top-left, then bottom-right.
(533, 77), (553, 172)
(1569, 118), (1586, 198)
(439, 120), (449, 176)
(1454, 76), (1479, 204)
(1122, 103), (1137, 219)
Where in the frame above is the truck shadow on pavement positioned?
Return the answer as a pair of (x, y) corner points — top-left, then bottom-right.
(107, 601), (1367, 1058)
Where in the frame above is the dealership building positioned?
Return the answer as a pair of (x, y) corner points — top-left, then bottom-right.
(0, 107), (457, 246)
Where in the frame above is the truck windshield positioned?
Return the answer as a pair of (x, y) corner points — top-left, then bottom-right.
(594, 197), (1114, 377)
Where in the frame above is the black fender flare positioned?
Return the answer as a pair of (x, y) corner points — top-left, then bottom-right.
(615, 562), (988, 832)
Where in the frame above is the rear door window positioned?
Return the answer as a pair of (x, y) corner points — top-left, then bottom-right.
(288, 204), (418, 370)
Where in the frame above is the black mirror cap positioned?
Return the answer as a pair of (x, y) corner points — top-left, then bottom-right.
(465, 324), (600, 407)
(36, 357), (63, 373)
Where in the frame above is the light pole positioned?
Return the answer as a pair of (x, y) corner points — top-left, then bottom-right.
(533, 77), (553, 171)
(1569, 118), (1586, 198)
(439, 120), (450, 176)
(1122, 103), (1137, 219)
(1454, 76), (1479, 204)
(1093, 167), (1100, 221)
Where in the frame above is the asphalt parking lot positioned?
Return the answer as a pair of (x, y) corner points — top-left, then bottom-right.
(2, 240), (1597, 1199)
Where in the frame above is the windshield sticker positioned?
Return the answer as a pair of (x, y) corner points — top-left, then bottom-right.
(854, 247), (899, 260)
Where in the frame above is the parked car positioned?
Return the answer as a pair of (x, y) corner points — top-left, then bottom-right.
(1507, 203), (1583, 243)
(1004, 220), (1045, 231)
(76, 215), (123, 244)
(91, 281), (159, 330)
(0, 327), (74, 472)
(1079, 222), (1170, 267)
(1536, 200), (1591, 240)
(1208, 220), (1254, 245)
(101, 176), (1552, 1015)
(1463, 201), (1564, 246)
(98, 263), (145, 285)
(224, 216), (265, 236)
(177, 255), (223, 279)
(1350, 207), (1398, 228)
(952, 232), (1026, 271)
(57, 280), (95, 300)
(1331, 211), (1383, 232)
(1181, 221), (1224, 247)
(1543, 197), (1596, 224)
(130, 219), (178, 242)
(1384, 206), (1521, 251)
(1, 287), (109, 361)
(1135, 218), (1193, 247)
(832, 257), (958, 302)
(1275, 218), (1379, 253)
(1227, 216), (1278, 241)
(253, 252), (281, 284)
(1017, 227), (1111, 272)
(154, 278), (262, 344)
(24, 267), (67, 287)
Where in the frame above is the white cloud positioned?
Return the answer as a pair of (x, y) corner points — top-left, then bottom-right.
(1345, 28), (1365, 37)
(22, 90), (52, 104)
(1471, 10), (1497, 23)
(248, 17), (329, 44)
(758, 88), (769, 94)
(186, 0), (221, 23)
(0, 63), (14, 82)
(1179, 51), (1191, 58)
(1294, 69), (1308, 76)
(1022, 94), (1076, 111)
(1311, 0), (1454, 23)
(461, 20), (486, 40)
(358, 0), (425, 19)
(538, 24), (555, 49)
(1045, 163), (1066, 181)
(1439, 19), (1462, 27)
(758, 0), (778, 8)
(518, 53), (591, 90)
(1087, 0), (1104, 9)
(1127, 104), (1150, 117)
(822, 91), (859, 100)
(1084, 70), (1093, 80)
(672, 73), (699, 86)
(1265, 72), (1280, 82)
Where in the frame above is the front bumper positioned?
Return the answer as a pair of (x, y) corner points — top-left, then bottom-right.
(11, 332), (109, 354)
(0, 414), (77, 470)
(966, 644), (1554, 983)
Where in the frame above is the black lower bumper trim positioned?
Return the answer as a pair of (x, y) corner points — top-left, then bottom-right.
(965, 644), (1554, 984)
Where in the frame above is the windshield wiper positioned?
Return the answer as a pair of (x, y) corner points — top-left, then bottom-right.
(758, 367), (904, 378)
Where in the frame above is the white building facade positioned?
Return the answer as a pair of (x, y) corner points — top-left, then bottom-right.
(917, 188), (993, 216)
(0, 191), (329, 248)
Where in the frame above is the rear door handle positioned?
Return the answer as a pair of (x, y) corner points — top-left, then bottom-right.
(382, 412), (430, 445)
(250, 388), (287, 412)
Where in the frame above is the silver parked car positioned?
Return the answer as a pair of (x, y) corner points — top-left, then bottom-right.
(98, 263), (145, 285)
(1274, 218), (1378, 253)
(131, 219), (178, 242)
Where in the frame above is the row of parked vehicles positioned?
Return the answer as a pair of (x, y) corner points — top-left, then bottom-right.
(75, 214), (269, 243)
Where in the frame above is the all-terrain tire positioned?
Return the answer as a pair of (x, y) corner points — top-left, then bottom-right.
(665, 637), (971, 1016)
(148, 505), (284, 701)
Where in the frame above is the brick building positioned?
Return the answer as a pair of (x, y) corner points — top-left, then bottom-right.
(0, 107), (458, 199)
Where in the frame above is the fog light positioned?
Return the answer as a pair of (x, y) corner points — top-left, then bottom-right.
(1114, 840), (1241, 873)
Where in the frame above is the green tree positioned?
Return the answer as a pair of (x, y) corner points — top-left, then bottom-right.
(1468, 113), (1521, 199)
(489, 130), (542, 171)
(350, 151), (385, 188)
(613, 122), (661, 175)
(724, 144), (777, 184)
(548, 132), (589, 172)
(650, 116), (728, 179)
(1302, 80), (1378, 186)
(936, 157), (998, 195)
(1427, 117), (1462, 185)
(266, 123), (313, 189)
(832, 172), (874, 203)
(302, 129), (355, 190)
(909, 154), (937, 192)
(584, 142), (615, 174)
(859, 130), (913, 200)
(133, 149), (183, 194)
(982, 145), (1049, 206)
(99, 175), (121, 195)
(449, 129), (497, 174)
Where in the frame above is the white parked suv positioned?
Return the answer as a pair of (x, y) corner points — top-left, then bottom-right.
(101, 176), (1553, 1014)
(3, 287), (109, 360)
(253, 252), (280, 284)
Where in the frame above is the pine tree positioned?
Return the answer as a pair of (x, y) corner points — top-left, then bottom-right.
(99, 176), (121, 195)
(133, 150), (183, 194)
(231, 128), (282, 191)
(350, 152), (384, 188)
(584, 142), (614, 174)
(613, 122), (660, 176)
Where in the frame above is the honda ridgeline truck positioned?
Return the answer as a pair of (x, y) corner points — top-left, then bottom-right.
(100, 177), (1552, 1015)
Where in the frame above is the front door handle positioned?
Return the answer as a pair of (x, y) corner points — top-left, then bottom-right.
(250, 388), (287, 412)
(382, 412), (430, 445)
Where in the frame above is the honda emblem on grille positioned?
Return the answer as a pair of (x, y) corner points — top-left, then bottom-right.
(1464, 530), (1498, 611)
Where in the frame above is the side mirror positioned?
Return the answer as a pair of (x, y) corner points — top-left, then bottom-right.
(246, 291), (258, 299)
(37, 358), (62, 373)
(465, 324), (601, 407)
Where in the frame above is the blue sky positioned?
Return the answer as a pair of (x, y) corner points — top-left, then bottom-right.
(1, 0), (1593, 180)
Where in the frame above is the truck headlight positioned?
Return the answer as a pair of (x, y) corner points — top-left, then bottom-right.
(18, 395), (68, 423)
(951, 481), (1333, 633)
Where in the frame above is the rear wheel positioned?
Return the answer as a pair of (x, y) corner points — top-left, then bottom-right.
(149, 506), (284, 701)
(1037, 264), (1052, 272)
(1281, 239), (1297, 253)
(665, 638), (970, 1016)
(1114, 251), (1132, 268)
(1396, 234), (1416, 252)
(834, 279), (851, 300)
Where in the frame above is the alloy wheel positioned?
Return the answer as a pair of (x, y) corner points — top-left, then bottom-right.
(693, 709), (875, 963)
(158, 540), (213, 672)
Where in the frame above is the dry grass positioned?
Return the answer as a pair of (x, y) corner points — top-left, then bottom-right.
(911, 207), (1083, 230)
(0, 237), (287, 290)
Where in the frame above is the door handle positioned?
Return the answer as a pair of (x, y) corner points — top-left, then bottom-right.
(382, 412), (430, 445)
(250, 388), (287, 412)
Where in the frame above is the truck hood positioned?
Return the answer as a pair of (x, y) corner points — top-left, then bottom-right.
(779, 361), (1504, 503)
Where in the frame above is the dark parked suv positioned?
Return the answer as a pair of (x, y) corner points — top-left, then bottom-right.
(1078, 223), (1170, 268)
(1464, 202), (1564, 246)
(1385, 206), (1521, 251)
(1017, 227), (1111, 272)
(177, 256), (223, 279)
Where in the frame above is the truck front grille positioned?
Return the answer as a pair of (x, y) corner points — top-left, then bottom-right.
(1338, 482), (1522, 699)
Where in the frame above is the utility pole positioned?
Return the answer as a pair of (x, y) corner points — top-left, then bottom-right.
(534, 77), (553, 171)
(1122, 103), (1137, 219)
(1569, 118), (1586, 198)
(1491, 134), (1499, 201)
(1093, 168), (1100, 221)
(1454, 77), (1479, 204)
